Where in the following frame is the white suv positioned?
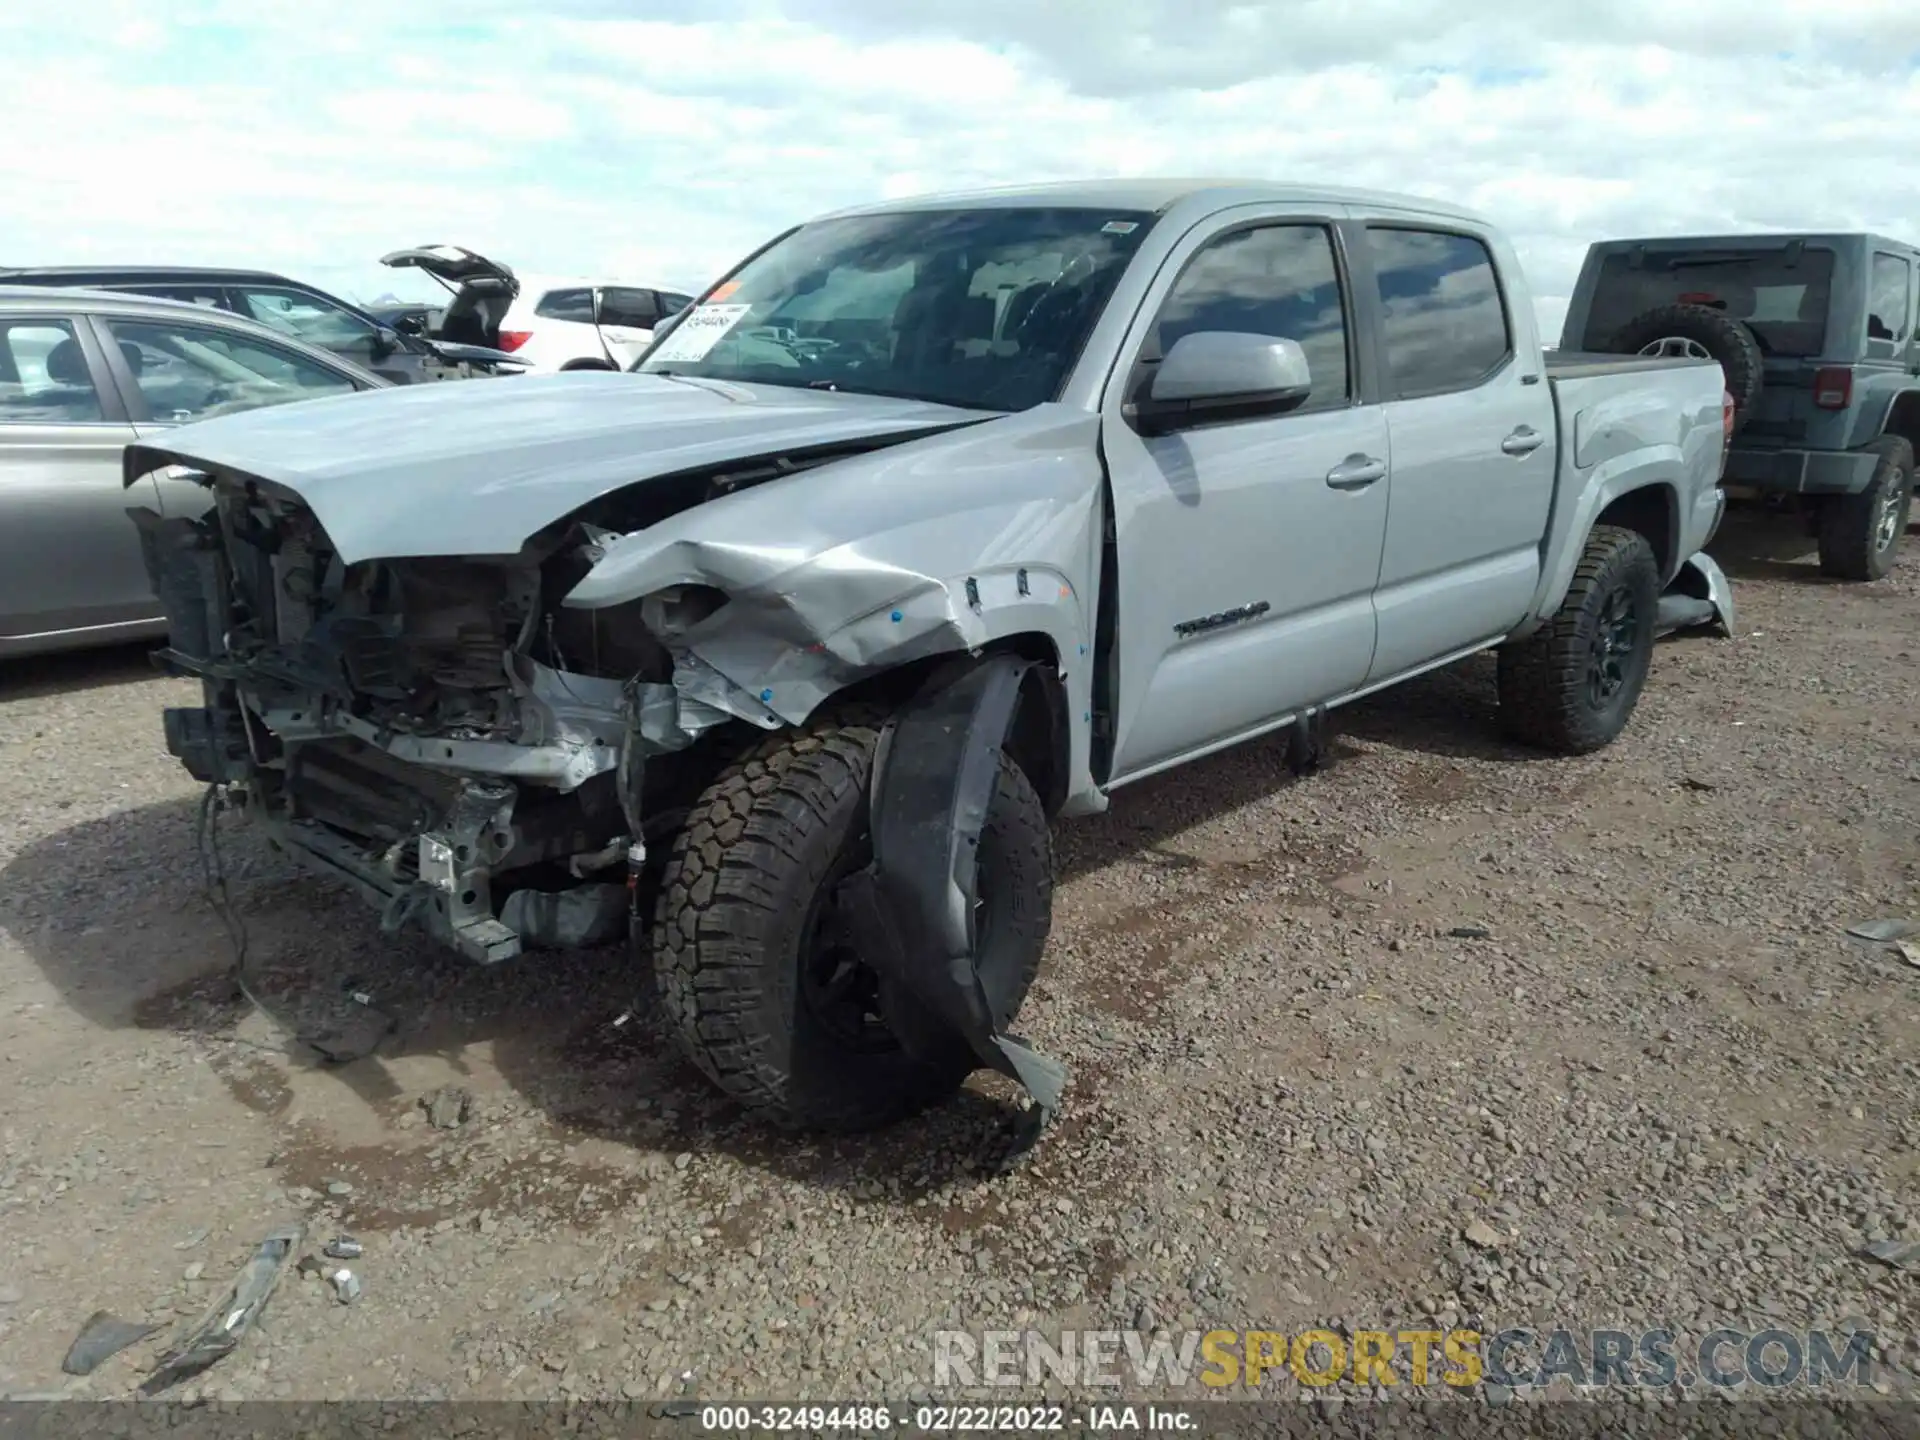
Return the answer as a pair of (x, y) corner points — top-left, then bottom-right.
(379, 246), (692, 373)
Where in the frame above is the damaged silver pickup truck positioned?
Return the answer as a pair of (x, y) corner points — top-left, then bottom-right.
(128, 181), (1734, 1132)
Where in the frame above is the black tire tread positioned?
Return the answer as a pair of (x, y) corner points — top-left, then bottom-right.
(651, 709), (1049, 1131)
(1497, 525), (1659, 756)
(1816, 435), (1913, 582)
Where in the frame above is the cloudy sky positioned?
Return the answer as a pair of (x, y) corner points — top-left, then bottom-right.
(5, 1), (1916, 341)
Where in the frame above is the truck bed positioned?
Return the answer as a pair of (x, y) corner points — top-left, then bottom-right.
(1544, 350), (1713, 380)
(1536, 348), (1728, 603)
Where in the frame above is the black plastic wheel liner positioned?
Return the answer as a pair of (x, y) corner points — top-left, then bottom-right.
(835, 655), (1068, 1123)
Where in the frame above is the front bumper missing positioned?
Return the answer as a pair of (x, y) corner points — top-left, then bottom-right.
(148, 647), (624, 796)
(837, 656), (1068, 1126)
(249, 778), (628, 964)
(133, 506), (634, 963)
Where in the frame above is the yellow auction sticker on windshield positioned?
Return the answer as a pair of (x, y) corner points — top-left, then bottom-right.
(648, 302), (753, 364)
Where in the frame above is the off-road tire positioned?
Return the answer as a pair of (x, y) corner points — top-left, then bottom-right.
(650, 715), (1052, 1131)
(1605, 303), (1765, 426)
(1816, 436), (1913, 582)
(1496, 525), (1660, 756)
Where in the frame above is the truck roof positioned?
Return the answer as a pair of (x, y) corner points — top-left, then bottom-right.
(817, 178), (1490, 226)
(1590, 232), (1919, 259)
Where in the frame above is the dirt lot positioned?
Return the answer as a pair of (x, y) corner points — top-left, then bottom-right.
(0, 506), (1915, 1406)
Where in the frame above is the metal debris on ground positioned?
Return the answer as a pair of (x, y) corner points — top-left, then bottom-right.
(171, 1227), (210, 1251)
(1845, 919), (1919, 943)
(61, 1312), (160, 1376)
(422, 1086), (472, 1130)
(1448, 925), (1493, 940)
(1680, 776), (1716, 792)
(1896, 941), (1920, 970)
(140, 1222), (302, 1394)
(1858, 1238), (1920, 1272)
(330, 1268), (362, 1305)
(323, 1236), (363, 1260)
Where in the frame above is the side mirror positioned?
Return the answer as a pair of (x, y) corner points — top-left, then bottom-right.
(371, 326), (400, 360)
(1128, 331), (1313, 435)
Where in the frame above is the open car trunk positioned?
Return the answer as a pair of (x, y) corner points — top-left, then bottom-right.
(380, 245), (520, 352)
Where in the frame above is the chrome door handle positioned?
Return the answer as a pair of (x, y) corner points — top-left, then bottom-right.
(1501, 425), (1545, 455)
(1325, 455), (1387, 490)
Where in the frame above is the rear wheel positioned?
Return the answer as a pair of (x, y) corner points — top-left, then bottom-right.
(650, 716), (1051, 1131)
(1816, 436), (1913, 581)
(1497, 525), (1660, 755)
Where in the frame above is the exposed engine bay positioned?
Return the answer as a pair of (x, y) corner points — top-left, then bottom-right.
(136, 472), (785, 964)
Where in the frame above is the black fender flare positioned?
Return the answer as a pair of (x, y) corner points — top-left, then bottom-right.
(835, 653), (1068, 1122)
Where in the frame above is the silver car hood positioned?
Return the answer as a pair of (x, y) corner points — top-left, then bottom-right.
(124, 371), (988, 565)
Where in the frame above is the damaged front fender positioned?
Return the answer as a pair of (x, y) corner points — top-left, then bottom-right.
(836, 655), (1068, 1124)
(563, 406), (1108, 799)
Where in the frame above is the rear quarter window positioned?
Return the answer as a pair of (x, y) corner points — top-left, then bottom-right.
(1583, 248), (1835, 358)
(535, 288), (595, 322)
(1868, 254), (1912, 345)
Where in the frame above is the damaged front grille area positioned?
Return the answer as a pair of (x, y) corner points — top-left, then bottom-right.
(286, 736), (465, 850)
(136, 478), (667, 963)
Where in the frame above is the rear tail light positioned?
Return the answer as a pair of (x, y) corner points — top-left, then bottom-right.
(1812, 366), (1852, 409)
(497, 330), (533, 353)
(1722, 390), (1736, 441)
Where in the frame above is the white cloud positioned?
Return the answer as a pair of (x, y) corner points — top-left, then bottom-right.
(0, 0), (1916, 349)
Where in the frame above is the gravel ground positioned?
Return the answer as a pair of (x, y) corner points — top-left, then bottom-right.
(0, 505), (1914, 1409)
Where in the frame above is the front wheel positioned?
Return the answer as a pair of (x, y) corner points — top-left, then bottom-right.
(1496, 525), (1660, 755)
(1816, 436), (1913, 582)
(649, 716), (1052, 1131)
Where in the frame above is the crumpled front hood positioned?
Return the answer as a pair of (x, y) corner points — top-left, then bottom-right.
(124, 371), (988, 565)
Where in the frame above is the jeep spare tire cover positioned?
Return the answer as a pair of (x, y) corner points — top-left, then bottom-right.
(1604, 303), (1765, 427)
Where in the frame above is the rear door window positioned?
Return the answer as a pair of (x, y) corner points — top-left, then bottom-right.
(0, 320), (105, 423)
(1365, 228), (1512, 397)
(1583, 247), (1836, 358)
(598, 288), (662, 329)
(1868, 253), (1912, 347)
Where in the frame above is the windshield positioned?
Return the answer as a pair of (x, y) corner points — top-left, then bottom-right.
(1583, 246), (1836, 359)
(635, 206), (1156, 410)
